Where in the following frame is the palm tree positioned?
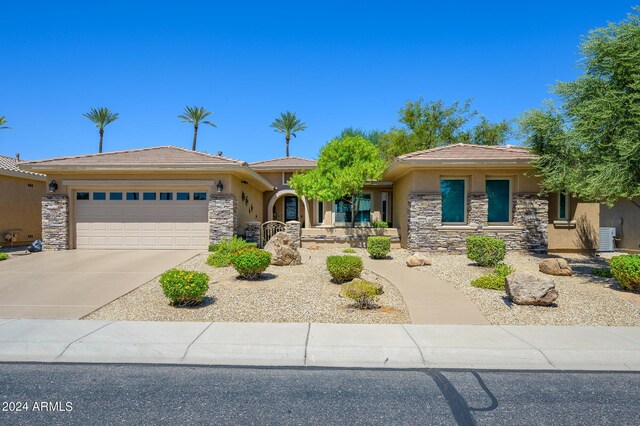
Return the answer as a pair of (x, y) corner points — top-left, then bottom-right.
(0, 116), (10, 130)
(178, 106), (216, 151)
(83, 108), (119, 153)
(270, 111), (307, 157)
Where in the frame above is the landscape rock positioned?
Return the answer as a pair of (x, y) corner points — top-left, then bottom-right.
(406, 252), (432, 267)
(264, 232), (302, 266)
(307, 245), (321, 251)
(505, 272), (559, 306)
(539, 258), (573, 276)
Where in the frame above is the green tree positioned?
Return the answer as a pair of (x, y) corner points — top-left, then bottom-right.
(518, 8), (640, 206)
(289, 135), (385, 227)
(83, 107), (119, 153)
(178, 106), (217, 151)
(0, 116), (10, 130)
(270, 111), (307, 157)
(337, 127), (385, 147)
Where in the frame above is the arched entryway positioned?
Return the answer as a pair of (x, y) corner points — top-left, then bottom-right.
(267, 189), (311, 228)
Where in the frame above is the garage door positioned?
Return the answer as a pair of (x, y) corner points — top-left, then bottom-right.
(75, 190), (209, 249)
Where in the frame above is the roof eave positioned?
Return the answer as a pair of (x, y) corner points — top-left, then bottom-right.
(0, 169), (47, 181)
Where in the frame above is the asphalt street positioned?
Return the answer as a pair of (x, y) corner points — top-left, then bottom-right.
(0, 363), (639, 425)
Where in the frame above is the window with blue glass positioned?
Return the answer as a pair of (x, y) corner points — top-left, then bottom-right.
(76, 192), (89, 200)
(109, 192), (123, 200)
(486, 179), (511, 223)
(126, 192), (139, 200)
(93, 192), (106, 200)
(193, 192), (207, 201)
(143, 192), (156, 201)
(441, 179), (466, 223)
(177, 192), (190, 201)
(159, 192), (173, 201)
(558, 191), (568, 220)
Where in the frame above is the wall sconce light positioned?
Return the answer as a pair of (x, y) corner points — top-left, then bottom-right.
(216, 180), (223, 193)
(241, 179), (248, 184)
(48, 180), (58, 193)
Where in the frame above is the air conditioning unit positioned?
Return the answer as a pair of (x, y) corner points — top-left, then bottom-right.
(598, 227), (616, 252)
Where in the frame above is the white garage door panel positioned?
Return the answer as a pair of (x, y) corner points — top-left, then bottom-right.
(76, 199), (208, 249)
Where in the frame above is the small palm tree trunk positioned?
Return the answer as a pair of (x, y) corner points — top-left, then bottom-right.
(192, 126), (198, 151)
(286, 135), (290, 157)
(99, 128), (104, 153)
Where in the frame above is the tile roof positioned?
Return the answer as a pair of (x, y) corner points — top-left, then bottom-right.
(0, 155), (45, 178)
(20, 146), (246, 168)
(397, 143), (537, 161)
(250, 156), (317, 170)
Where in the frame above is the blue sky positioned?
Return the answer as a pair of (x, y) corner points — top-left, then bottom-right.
(1, 1), (635, 162)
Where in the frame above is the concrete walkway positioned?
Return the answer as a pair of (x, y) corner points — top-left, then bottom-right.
(1, 319), (639, 371)
(362, 257), (489, 325)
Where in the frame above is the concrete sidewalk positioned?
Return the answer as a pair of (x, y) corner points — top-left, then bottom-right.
(0, 319), (639, 371)
(362, 257), (489, 324)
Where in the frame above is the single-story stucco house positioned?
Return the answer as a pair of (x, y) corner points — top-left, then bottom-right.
(17, 144), (639, 253)
(0, 154), (46, 247)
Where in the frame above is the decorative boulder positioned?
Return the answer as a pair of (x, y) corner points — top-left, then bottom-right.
(505, 272), (559, 306)
(406, 252), (432, 267)
(539, 258), (573, 276)
(264, 232), (302, 266)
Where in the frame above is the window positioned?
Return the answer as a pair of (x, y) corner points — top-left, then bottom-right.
(558, 191), (569, 220)
(486, 179), (511, 223)
(93, 192), (106, 201)
(177, 192), (190, 201)
(159, 192), (173, 201)
(109, 192), (123, 200)
(193, 192), (207, 201)
(76, 192), (90, 200)
(143, 192), (156, 201)
(441, 179), (466, 224)
(285, 196), (298, 222)
(317, 201), (324, 225)
(381, 192), (389, 223)
(126, 192), (139, 201)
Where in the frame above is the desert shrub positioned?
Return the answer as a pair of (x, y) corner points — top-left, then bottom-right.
(230, 247), (272, 279)
(471, 263), (515, 291)
(373, 221), (388, 229)
(466, 236), (506, 267)
(367, 236), (391, 259)
(343, 248), (356, 254)
(160, 269), (210, 306)
(592, 267), (613, 278)
(341, 280), (383, 309)
(0, 253), (8, 261)
(493, 262), (515, 277)
(326, 255), (363, 283)
(207, 236), (255, 267)
(609, 255), (640, 292)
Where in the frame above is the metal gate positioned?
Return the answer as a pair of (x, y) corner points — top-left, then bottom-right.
(260, 221), (285, 248)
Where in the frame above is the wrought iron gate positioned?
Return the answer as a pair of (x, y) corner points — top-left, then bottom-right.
(260, 221), (285, 248)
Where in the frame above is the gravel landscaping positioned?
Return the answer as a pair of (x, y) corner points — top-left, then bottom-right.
(85, 248), (410, 323)
(394, 249), (640, 326)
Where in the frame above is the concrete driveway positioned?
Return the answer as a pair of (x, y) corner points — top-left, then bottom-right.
(0, 250), (201, 319)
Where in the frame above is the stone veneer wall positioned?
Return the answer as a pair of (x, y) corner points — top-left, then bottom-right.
(245, 221), (261, 245)
(285, 221), (301, 248)
(209, 194), (237, 244)
(42, 194), (69, 251)
(407, 192), (548, 253)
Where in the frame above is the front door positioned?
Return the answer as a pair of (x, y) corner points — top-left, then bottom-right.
(284, 196), (298, 222)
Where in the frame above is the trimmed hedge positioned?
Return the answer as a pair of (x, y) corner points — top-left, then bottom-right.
(326, 255), (363, 283)
(367, 236), (391, 259)
(471, 263), (515, 291)
(160, 269), (210, 306)
(207, 236), (256, 267)
(592, 267), (613, 278)
(343, 248), (356, 254)
(609, 255), (640, 292)
(466, 236), (506, 267)
(341, 279), (384, 309)
(373, 221), (389, 229)
(230, 247), (272, 279)
(0, 253), (8, 261)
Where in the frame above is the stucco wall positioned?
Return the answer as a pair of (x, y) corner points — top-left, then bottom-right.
(600, 199), (640, 253)
(547, 194), (600, 252)
(230, 175), (264, 236)
(392, 174), (411, 245)
(0, 175), (45, 245)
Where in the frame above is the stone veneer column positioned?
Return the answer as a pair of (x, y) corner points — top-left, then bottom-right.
(513, 194), (549, 253)
(407, 193), (441, 251)
(285, 221), (301, 248)
(467, 192), (488, 228)
(209, 194), (237, 244)
(42, 194), (69, 251)
(245, 221), (261, 245)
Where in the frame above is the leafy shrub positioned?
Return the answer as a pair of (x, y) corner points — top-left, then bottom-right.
(326, 255), (363, 283)
(341, 279), (383, 309)
(609, 255), (640, 292)
(466, 236), (506, 267)
(367, 236), (391, 259)
(160, 269), (210, 306)
(0, 253), (8, 261)
(471, 263), (515, 291)
(343, 248), (356, 254)
(592, 267), (613, 278)
(230, 247), (272, 279)
(207, 236), (255, 267)
(373, 221), (388, 229)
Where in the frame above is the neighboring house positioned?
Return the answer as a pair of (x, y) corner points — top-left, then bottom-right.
(17, 143), (638, 253)
(0, 154), (46, 246)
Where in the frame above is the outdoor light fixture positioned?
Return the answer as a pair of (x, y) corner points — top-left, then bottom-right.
(48, 180), (58, 193)
(216, 180), (224, 193)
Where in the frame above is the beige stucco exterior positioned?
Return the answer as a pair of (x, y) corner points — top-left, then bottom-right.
(547, 194), (600, 253)
(0, 174), (46, 246)
(600, 199), (640, 253)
